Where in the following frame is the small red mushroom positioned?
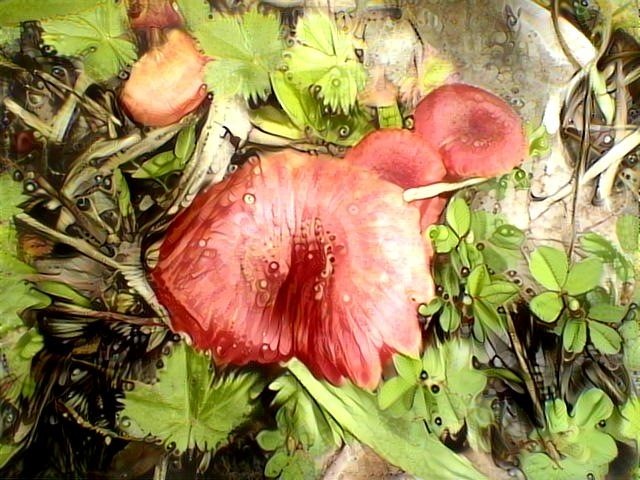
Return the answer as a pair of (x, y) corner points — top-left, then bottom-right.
(120, 29), (208, 126)
(152, 151), (434, 389)
(413, 83), (527, 180)
(344, 128), (448, 229)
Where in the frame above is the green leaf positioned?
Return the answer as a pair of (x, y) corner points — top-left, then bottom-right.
(588, 304), (627, 323)
(616, 214), (639, 253)
(268, 373), (342, 452)
(418, 298), (443, 317)
(0, 0), (97, 26)
(472, 299), (504, 334)
(35, 280), (91, 307)
(427, 225), (459, 254)
(477, 281), (520, 305)
(530, 291), (563, 322)
(174, 125), (197, 160)
(439, 303), (461, 332)
(271, 70), (373, 147)
(565, 257), (603, 295)
(196, 8), (284, 102)
(445, 198), (471, 238)
(0, 174), (51, 337)
(1, 327), (45, 400)
(488, 224), (525, 250)
(40, 1), (137, 82)
(580, 233), (635, 283)
(114, 168), (133, 218)
(256, 429), (284, 452)
(377, 376), (414, 410)
(467, 266), (490, 297)
(377, 104), (403, 128)
(528, 246), (568, 291)
(249, 105), (306, 140)
(527, 123), (552, 158)
(284, 12), (366, 113)
(619, 396), (640, 446)
(287, 359), (488, 480)
(563, 318), (587, 352)
(572, 389), (613, 428)
(520, 452), (608, 480)
(174, 0), (211, 31)
(119, 343), (263, 453)
(588, 322), (622, 354)
(133, 151), (183, 179)
(393, 354), (421, 381)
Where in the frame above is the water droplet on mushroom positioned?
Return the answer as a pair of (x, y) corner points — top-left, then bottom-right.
(198, 239), (206, 248)
(258, 279), (268, 289)
(243, 193), (255, 204)
(268, 261), (279, 272)
(342, 294), (351, 303)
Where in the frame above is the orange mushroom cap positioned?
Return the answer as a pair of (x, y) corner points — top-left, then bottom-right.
(152, 151), (434, 389)
(414, 83), (528, 180)
(120, 29), (208, 127)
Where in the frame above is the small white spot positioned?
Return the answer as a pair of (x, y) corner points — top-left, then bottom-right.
(343, 294), (351, 303)
(198, 239), (206, 248)
(243, 193), (255, 204)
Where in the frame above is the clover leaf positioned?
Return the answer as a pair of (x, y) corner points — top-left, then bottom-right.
(520, 389), (617, 480)
(378, 339), (486, 437)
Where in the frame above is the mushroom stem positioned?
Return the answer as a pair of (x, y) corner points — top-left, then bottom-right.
(403, 177), (488, 202)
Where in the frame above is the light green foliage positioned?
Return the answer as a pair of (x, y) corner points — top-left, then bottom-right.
(527, 246), (603, 322)
(287, 359), (489, 480)
(526, 245), (625, 354)
(520, 389), (617, 480)
(467, 265), (520, 339)
(174, 0), (211, 31)
(580, 232), (634, 283)
(193, 8), (285, 102)
(0, 0), (97, 26)
(257, 374), (342, 479)
(423, 201), (522, 336)
(133, 125), (196, 179)
(119, 342), (264, 453)
(617, 395), (640, 449)
(0, 174), (50, 400)
(0, 173), (49, 338)
(377, 338), (487, 437)
(527, 123), (552, 158)
(40, 1), (137, 82)
(283, 11), (367, 114)
(269, 71), (373, 146)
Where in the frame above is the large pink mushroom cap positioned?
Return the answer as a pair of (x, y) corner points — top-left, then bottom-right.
(414, 83), (528, 180)
(151, 151), (434, 389)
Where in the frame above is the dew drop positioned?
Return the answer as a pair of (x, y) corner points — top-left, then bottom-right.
(243, 193), (255, 204)
(342, 294), (351, 303)
(198, 239), (206, 248)
(258, 279), (268, 289)
(268, 261), (279, 272)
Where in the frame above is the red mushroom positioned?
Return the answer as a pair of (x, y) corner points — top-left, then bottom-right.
(413, 83), (527, 180)
(120, 29), (208, 126)
(344, 128), (448, 229)
(151, 151), (434, 389)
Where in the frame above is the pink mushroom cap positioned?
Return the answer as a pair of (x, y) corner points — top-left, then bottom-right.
(344, 128), (448, 230)
(413, 83), (528, 180)
(151, 151), (434, 389)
